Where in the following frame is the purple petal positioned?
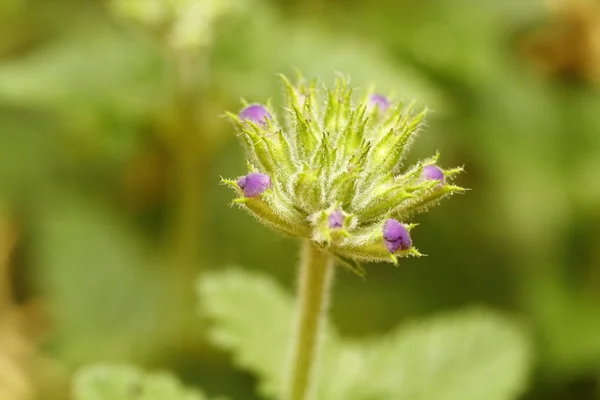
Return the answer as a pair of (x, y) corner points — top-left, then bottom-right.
(420, 165), (445, 185)
(328, 210), (345, 229)
(239, 104), (271, 126)
(383, 219), (411, 253)
(237, 173), (271, 197)
(369, 94), (390, 113)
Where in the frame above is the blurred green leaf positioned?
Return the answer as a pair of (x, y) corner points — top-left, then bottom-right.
(0, 20), (165, 123)
(199, 269), (532, 400)
(347, 308), (533, 400)
(33, 197), (177, 365)
(0, 110), (58, 200)
(73, 365), (225, 400)
(528, 276), (600, 377)
(212, 5), (445, 112)
(331, 0), (546, 88)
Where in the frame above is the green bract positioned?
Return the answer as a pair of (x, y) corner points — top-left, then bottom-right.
(222, 75), (465, 275)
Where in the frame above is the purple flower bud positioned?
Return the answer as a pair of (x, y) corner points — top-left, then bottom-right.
(237, 173), (271, 197)
(420, 165), (445, 185)
(383, 218), (411, 253)
(239, 104), (271, 126)
(369, 94), (390, 113)
(328, 210), (345, 229)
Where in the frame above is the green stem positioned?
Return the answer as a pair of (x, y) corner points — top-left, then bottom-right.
(167, 145), (205, 273)
(164, 49), (206, 275)
(0, 216), (15, 313)
(285, 242), (335, 400)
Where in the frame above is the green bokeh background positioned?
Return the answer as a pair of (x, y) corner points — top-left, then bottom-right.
(1, 0), (600, 399)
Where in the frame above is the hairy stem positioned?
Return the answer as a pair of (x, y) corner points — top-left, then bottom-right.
(285, 242), (335, 400)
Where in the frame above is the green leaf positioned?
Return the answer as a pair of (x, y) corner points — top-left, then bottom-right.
(348, 308), (533, 400)
(32, 197), (180, 365)
(199, 270), (532, 400)
(73, 365), (223, 400)
(213, 5), (444, 112)
(526, 276), (600, 377)
(197, 268), (295, 398)
(198, 269), (340, 399)
(0, 111), (59, 200)
(0, 20), (165, 122)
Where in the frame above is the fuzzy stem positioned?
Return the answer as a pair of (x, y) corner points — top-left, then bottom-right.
(285, 242), (335, 400)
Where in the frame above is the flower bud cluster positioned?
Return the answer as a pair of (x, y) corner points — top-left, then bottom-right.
(222, 75), (465, 275)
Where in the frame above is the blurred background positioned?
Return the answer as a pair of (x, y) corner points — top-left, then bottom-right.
(1, 0), (600, 399)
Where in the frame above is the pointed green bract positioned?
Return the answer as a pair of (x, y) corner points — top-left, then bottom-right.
(223, 74), (466, 273)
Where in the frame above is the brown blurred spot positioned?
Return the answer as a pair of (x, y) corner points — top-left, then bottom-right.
(518, 0), (600, 85)
(0, 212), (69, 400)
(122, 146), (169, 211)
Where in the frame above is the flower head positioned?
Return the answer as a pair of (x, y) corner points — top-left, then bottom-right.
(222, 75), (465, 273)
